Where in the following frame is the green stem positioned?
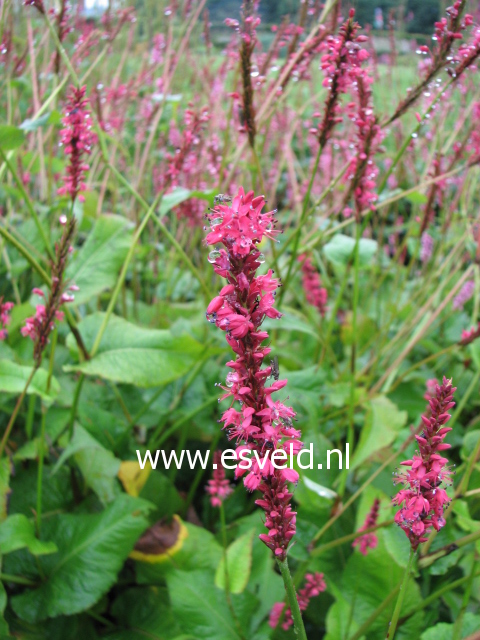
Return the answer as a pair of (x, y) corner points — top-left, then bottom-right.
(0, 149), (54, 260)
(277, 557), (308, 640)
(0, 366), (38, 459)
(349, 584), (400, 640)
(36, 330), (57, 534)
(68, 374), (85, 440)
(90, 191), (163, 358)
(386, 549), (415, 640)
(280, 144), (323, 303)
(0, 573), (36, 586)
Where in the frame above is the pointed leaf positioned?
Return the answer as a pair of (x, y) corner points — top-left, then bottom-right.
(11, 495), (152, 622)
(215, 530), (254, 594)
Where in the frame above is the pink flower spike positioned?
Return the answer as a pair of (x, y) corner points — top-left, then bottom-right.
(393, 377), (456, 550)
(205, 187), (302, 561)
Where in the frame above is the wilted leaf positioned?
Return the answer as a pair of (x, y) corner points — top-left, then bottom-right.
(130, 515), (188, 563)
(118, 460), (152, 497)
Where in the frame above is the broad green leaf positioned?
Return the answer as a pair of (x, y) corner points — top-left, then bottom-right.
(0, 125), (25, 150)
(159, 187), (193, 215)
(0, 361), (60, 401)
(66, 215), (134, 306)
(0, 514), (57, 556)
(264, 310), (320, 341)
(167, 570), (242, 640)
(421, 613), (480, 639)
(52, 425), (120, 504)
(350, 395), (407, 471)
(107, 586), (185, 639)
(11, 495), (152, 622)
(215, 530), (254, 594)
(65, 313), (207, 387)
(323, 234), (378, 268)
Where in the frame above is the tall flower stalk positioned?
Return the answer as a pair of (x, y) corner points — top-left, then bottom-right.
(387, 377), (456, 639)
(205, 187), (307, 639)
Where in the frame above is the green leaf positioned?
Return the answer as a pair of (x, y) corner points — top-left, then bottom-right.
(0, 514), (57, 556)
(0, 125), (25, 151)
(107, 586), (184, 640)
(350, 395), (407, 471)
(0, 361), (60, 401)
(65, 313), (207, 387)
(215, 530), (254, 594)
(303, 476), (337, 500)
(421, 613), (480, 639)
(66, 215), (134, 306)
(323, 234), (378, 269)
(19, 113), (52, 132)
(325, 534), (424, 640)
(159, 188), (193, 215)
(52, 425), (120, 504)
(405, 190), (428, 205)
(167, 570), (241, 640)
(11, 495), (152, 622)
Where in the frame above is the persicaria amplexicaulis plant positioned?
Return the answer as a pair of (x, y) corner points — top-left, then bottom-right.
(299, 254), (327, 317)
(21, 218), (78, 365)
(58, 85), (94, 202)
(206, 450), (233, 507)
(352, 497), (380, 556)
(269, 572), (326, 630)
(205, 187), (302, 561)
(393, 377), (456, 550)
(0, 298), (14, 341)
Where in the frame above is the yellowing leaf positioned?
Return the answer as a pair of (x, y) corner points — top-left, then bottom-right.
(118, 460), (152, 497)
(129, 515), (188, 564)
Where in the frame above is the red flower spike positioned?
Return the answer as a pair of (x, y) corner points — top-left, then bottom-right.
(205, 187), (302, 561)
(57, 85), (94, 202)
(206, 451), (233, 507)
(269, 572), (326, 630)
(352, 498), (380, 556)
(392, 377), (456, 550)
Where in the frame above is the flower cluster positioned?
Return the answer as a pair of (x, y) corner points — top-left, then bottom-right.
(269, 572), (326, 630)
(352, 498), (380, 555)
(343, 67), (382, 218)
(386, 1), (472, 124)
(205, 187), (302, 560)
(58, 85), (94, 202)
(22, 218), (78, 364)
(420, 232), (434, 263)
(453, 279), (475, 310)
(206, 451), (233, 507)
(299, 254), (327, 317)
(459, 322), (480, 346)
(393, 377), (456, 550)
(312, 10), (369, 148)
(24, 0), (45, 14)
(0, 299), (14, 341)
